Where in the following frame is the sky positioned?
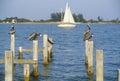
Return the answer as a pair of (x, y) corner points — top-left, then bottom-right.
(0, 0), (120, 20)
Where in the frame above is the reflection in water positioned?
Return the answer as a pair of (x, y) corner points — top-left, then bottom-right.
(43, 64), (50, 81)
(30, 64), (51, 81)
(43, 65), (50, 76)
(31, 76), (39, 81)
(88, 74), (94, 81)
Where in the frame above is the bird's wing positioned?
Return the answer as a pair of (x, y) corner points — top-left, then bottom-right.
(28, 33), (36, 40)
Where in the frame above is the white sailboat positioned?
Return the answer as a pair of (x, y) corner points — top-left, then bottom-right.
(11, 19), (17, 24)
(58, 3), (76, 28)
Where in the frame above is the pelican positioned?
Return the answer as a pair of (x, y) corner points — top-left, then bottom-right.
(28, 32), (42, 40)
(84, 33), (93, 41)
(8, 26), (15, 35)
(83, 24), (93, 41)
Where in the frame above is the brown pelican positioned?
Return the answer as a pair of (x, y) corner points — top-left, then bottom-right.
(83, 24), (93, 41)
(84, 33), (93, 41)
(28, 32), (42, 40)
(8, 26), (15, 35)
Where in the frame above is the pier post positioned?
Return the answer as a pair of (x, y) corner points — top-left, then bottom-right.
(118, 69), (120, 81)
(24, 64), (30, 81)
(49, 38), (53, 58)
(10, 34), (15, 58)
(5, 51), (13, 81)
(43, 35), (48, 64)
(85, 40), (89, 65)
(96, 50), (103, 81)
(48, 46), (52, 61)
(48, 38), (53, 61)
(31, 40), (40, 76)
(85, 40), (94, 75)
(18, 47), (23, 59)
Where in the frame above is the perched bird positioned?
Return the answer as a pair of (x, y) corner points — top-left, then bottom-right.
(83, 24), (93, 41)
(8, 26), (15, 35)
(28, 32), (42, 40)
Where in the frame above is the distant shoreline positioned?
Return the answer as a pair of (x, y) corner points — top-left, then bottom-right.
(0, 22), (57, 24)
(0, 22), (120, 24)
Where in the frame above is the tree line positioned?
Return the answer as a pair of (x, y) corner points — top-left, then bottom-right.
(50, 12), (86, 22)
(50, 12), (120, 23)
(0, 17), (32, 23)
(0, 12), (120, 23)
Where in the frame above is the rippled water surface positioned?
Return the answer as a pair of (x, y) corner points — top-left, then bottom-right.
(0, 24), (120, 81)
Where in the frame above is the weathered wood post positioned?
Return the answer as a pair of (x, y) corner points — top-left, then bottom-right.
(48, 47), (52, 62)
(96, 50), (103, 81)
(118, 69), (120, 81)
(18, 47), (23, 59)
(10, 34), (15, 58)
(5, 51), (13, 81)
(24, 64), (30, 81)
(48, 38), (53, 61)
(85, 40), (94, 75)
(43, 35), (48, 64)
(85, 40), (89, 65)
(31, 40), (40, 76)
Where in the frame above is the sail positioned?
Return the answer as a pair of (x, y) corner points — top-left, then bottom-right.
(58, 2), (76, 28)
(63, 3), (75, 23)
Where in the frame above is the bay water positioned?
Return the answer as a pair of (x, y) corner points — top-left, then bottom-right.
(0, 24), (120, 81)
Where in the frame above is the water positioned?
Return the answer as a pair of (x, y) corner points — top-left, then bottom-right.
(0, 24), (120, 81)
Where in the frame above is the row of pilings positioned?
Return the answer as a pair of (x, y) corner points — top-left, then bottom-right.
(85, 40), (120, 81)
(0, 31), (120, 81)
(0, 34), (53, 81)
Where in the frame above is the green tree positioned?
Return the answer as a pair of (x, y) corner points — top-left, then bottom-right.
(73, 13), (79, 22)
(50, 12), (61, 21)
(77, 14), (85, 22)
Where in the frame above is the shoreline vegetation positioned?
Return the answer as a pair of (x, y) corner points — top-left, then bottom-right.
(0, 22), (120, 24)
(0, 15), (120, 24)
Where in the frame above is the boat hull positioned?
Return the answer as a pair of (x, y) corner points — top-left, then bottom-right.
(58, 23), (76, 28)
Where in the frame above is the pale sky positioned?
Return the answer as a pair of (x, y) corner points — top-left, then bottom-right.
(0, 0), (120, 20)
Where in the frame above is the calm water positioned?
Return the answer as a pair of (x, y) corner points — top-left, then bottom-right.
(0, 24), (120, 81)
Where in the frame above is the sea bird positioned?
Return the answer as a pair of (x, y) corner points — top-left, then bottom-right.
(28, 32), (42, 40)
(83, 24), (93, 41)
(8, 26), (16, 35)
(84, 33), (93, 41)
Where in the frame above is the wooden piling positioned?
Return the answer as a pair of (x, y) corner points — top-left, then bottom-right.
(118, 69), (120, 81)
(5, 51), (13, 81)
(43, 35), (48, 64)
(48, 46), (52, 62)
(24, 64), (30, 81)
(85, 40), (94, 75)
(48, 38), (53, 59)
(10, 34), (15, 58)
(18, 47), (23, 59)
(31, 40), (40, 76)
(96, 50), (103, 81)
(85, 40), (89, 65)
